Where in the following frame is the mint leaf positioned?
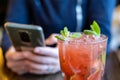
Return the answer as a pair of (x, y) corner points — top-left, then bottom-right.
(60, 30), (64, 36)
(64, 27), (69, 37)
(55, 27), (82, 41)
(55, 36), (65, 41)
(83, 30), (97, 35)
(84, 21), (101, 36)
(91, 21), (101, 36)
(56, 27), (69, 41)
(70, 33), (82, 38)
(60, 27), (69, 37)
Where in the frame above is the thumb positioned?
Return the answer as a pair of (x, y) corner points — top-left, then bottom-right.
(45, 34), (58, 45)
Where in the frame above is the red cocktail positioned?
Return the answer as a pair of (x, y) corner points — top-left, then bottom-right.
(58, 34), (107, 80)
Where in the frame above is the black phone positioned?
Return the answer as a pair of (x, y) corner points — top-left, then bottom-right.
(4, 22), (45, 51)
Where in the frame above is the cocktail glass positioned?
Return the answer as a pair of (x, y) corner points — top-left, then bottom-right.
(58, 34), (108, 80)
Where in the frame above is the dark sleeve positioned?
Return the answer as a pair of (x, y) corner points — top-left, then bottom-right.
(6, 0), (30, 23)
(1, 28), (12, 54)
(2, 0), (30, 53)
(85, 0), (116, 53)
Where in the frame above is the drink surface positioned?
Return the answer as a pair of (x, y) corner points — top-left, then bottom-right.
(58, 34), (107, 80)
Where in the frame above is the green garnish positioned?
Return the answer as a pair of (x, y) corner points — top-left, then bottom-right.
(83, 30), (97, 35)
(55, 27), (82, 41)
(55, 21), (101, 41)
(60, 27), (69, 37)
(55, 36), (65, 41)
(83, 21), (101, 36)
(70, 33), (82, 38)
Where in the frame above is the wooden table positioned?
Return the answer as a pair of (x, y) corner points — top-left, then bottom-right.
(4, 50), (120, 80)
(104, 50), (120, 80)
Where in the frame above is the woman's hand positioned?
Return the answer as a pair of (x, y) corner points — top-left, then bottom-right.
(25, 34), (60, 74)
(5, 46), (32, 75)
(5, 34), (60, 75)
(25, 46), (60, 74)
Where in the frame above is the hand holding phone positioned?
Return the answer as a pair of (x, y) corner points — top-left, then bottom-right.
(4, 22), (45, 51)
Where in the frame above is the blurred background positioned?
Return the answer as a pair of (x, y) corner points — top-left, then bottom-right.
(0, 0), (120, 51)
(111, 0), (120, 51)
(0, 0), (120, 80)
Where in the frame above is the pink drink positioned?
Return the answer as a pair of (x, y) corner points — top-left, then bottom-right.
(58, 34), (107, 80)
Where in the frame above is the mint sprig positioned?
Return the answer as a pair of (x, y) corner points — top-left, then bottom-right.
(55, 21), (101, 41)
(55, 27), (82, 41)
(83, 30), (97, 35)
(60, 27), (69, 37)
(83, 21), (101, 36)
(70, 33), (82, 38)
(55, 36), (65, 41)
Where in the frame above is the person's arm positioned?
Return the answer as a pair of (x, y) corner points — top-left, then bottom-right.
(84, 0), (116, 53)
(1, 29), (11, 54)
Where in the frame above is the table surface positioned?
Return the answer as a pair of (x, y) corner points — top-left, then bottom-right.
(4, 49), (120, 80)
(104, 50), (120, 80)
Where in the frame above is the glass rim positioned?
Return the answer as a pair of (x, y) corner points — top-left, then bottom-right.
(58, 34), (108, 44)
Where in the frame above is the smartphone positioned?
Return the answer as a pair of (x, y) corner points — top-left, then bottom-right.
(4, 22), (45, 51)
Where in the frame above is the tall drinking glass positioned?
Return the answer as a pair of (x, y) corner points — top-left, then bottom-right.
(58, 34), (108, 80)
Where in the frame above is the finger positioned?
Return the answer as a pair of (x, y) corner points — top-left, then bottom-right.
(25, 52), (59, 64)
(27, 61), (60, 74)
(6, 60), (28, 75)
(5, 46), (32, 61)
(27, 61), (48, 71)
(45, 34), (58, 45)
(34, 47), (59, 58)
(29, 68), (58, 74)
(6, 60), (27, 68)
(29, 65), (60, 74)
(11, 66), (28, 75)
(6, 51), (31, 61)
(17, 71), (27, 75)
